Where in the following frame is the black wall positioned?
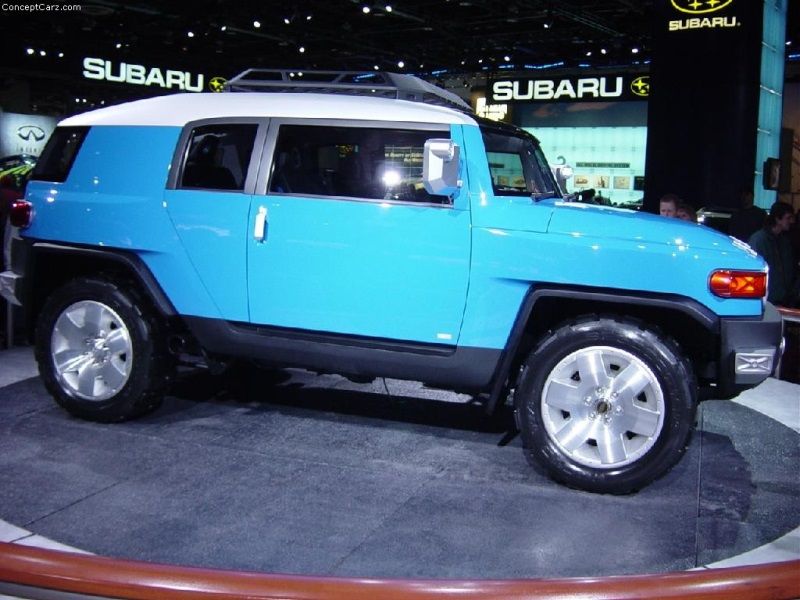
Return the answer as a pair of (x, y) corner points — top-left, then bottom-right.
(644, 1), (764, 212)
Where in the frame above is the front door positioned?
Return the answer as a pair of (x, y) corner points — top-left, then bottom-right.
(247, 121), (470, 345)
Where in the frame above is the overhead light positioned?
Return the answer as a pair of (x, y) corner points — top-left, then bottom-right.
(116, 42), (122, 48)
(58, 52), (64, 57)
(187, 31), (194, 37)
(220, 25), (227, 31)
(786, 40), (792, 46)
(478, 58), (483, 64)
(39, 50), (46, 56)
(543, 22), (551, 29)
(397, 60), (405, 68)
(374, 64), (379, 70)
(385, 5), (392, 11)
(460, 60), (465, 65)
(362, 6), (371, 13)
(631, 47), (639, 54)
(253, 20), (261, 28)
(504, 55), (510, 61)
(26, 48), (34, 55)
(600, 48), (607, 54)
(299, 46), (305, 53)
(283, 17), (290, 24)
(585, 51), (592, 56)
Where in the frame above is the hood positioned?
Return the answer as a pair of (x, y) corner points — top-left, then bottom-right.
(546, 201), (756, 256)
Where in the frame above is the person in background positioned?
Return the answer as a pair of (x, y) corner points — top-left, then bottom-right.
(659, 193), (680, 217)
(729, 187), (766, 243)
(676, 201), (697, 222)
(748, 201), (797, 306)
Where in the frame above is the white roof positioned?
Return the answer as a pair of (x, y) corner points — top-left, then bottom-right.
(60, 92), (478, 127)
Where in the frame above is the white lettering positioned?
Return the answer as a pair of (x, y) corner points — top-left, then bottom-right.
(577, 78), (600, 97)
(104, 60), (125, 83)
(514, 80), (534, 100)
(600, 76), (623, 98)
(184, 73), (204, 93)
(669, 15), (738, 31)
(144, 67), (166, 88)
(553, 79), (576, 99)
(533, 80), (554, 100)
(165, 70), (184, 89)
(492, 81), (513, 102)
(126, 64), (146, 85)
(82, 57), (105, 80)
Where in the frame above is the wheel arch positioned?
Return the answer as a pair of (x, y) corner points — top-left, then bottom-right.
(24, 243), (176, 339)
(486, 285), (720, 413)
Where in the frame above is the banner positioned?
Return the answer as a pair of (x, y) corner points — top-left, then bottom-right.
(0, 112), (58, 158)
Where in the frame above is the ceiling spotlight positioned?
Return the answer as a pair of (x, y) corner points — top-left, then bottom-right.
(385, 4), (392, 11)
(362, 5), (371, 13)
(299, 46), (305, 53)
(253, 20), (261, 28)
(786, 40), (792, 46)
(631, 47), (639, 54)
(397, 60), (405, 68)
(306, 14), (312, 20)
(283, 17), (290, 24)
(187, 31), (194, 37)
(39, 50), (46, 56)
(26, 48), (34, 55)
(374, 64), (379, 70)
(600, 48), (607, 54)
(116, 42), (122, 48)
(58, 52), (64, 57)
(543, 22), (551, 29)
(585, 51), (592, 56)
(478, 58), (483, 64)
(504, 55), (510, 61)
(220, 25), (227, 31)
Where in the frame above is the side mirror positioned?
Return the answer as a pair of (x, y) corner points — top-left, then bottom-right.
(422, 139), (461, 197)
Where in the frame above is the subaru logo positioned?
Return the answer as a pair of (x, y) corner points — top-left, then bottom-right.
(630, 76), (650, 97)
(209, 76), (227, 93)
(17, 125), (46, 142)
(671, 0), (734, 15)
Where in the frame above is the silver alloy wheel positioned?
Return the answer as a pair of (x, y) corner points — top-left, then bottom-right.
(541, 345), (665, 468)
(50, 300), (133, 401)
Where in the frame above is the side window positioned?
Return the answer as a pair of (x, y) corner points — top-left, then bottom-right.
(31, 126), (89, 183)
(179, 124), (258, 191)
(269, 124), (450, 205)
(482, 129), (558, 197)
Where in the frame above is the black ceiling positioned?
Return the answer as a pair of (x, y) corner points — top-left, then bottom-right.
(0, 0), (796, 115)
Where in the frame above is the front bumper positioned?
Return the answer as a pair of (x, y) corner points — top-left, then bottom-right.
(719, 302), (784, 388)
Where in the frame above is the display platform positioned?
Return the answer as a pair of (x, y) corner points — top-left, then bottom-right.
(0, 348), (798, 579)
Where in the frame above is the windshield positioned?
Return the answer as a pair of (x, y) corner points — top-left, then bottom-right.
(481, 126), (559, 198)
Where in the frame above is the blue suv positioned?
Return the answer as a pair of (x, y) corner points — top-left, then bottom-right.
(0, 70), (783, 493)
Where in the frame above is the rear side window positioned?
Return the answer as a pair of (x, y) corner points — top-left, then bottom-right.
(179, 124), (258, 191)
(269, 124), (450, 205)
(31, 126), (89, 183)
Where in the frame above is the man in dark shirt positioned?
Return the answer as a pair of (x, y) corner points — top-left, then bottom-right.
(749, 201), (797, 306)
(729, 188), (766, 243)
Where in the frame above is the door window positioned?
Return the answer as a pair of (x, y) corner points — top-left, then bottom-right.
(179, 124), (258, 191)
(269, 124), (450, 205)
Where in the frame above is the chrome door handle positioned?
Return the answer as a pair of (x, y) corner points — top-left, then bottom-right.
(254, 205), (267, 242)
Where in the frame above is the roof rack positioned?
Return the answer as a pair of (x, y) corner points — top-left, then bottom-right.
(224, 69), (472, 113)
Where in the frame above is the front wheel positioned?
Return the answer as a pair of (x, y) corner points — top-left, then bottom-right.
(35, 277), (168, 422)
(515, 316), (696, 494)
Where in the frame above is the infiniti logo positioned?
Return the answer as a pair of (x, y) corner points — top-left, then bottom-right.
(17, 125), (46, 142)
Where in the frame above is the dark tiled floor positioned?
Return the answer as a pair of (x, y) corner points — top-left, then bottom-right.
(0, 367), (798, 578)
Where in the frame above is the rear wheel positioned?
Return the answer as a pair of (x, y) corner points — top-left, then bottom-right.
(515, 316), (696, 494)
(35, 277), (168, 422)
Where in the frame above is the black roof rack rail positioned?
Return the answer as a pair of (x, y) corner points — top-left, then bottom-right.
(223, 69), (472, 113)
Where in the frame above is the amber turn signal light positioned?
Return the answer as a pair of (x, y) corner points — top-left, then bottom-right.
(9, 200), (33, 229)
(709, 270), (766, 299)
